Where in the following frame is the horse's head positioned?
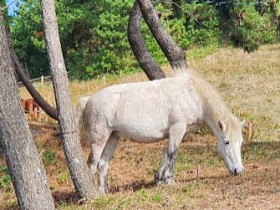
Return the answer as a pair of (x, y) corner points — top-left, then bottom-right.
(216, 117), (245, 175)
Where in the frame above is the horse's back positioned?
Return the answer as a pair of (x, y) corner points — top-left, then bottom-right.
(84, 75), (203, 142)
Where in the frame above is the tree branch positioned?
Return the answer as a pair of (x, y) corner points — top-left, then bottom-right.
(10, 48), (58, 120)
(5, 21), (58, 120)
(136, 0), (187, 70)
(128, 1), (165, 80)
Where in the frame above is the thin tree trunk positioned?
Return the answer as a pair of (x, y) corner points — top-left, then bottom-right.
(10, 46), (58, 120)
(136, 0), (187, 70)
(4, 19), (58, 120)
(128, 1), (165, 80)
(41, 0), (99, 200)
(0, 11), (55, 210)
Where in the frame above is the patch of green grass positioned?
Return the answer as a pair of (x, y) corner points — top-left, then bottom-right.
(4, 199), (17, 208)
(196, 125), (213, 136)
(150, 192), (163, 203)
(42, 150), (57, 166)
(182, 184), (195, 197)
(0, 166), (12, 193)
(187, 45), (219, 60)
(239, 112), (271, 125)
(59, 172), (69, 184)
(175, 153), (197, 173)
(92, 195), (118, 209)
(243, 142), (280, 162)
(139, 188), (163, 203)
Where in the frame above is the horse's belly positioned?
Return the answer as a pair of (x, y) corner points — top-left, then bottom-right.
(118, 130), (168, 143)
(114, 122), (169, 143)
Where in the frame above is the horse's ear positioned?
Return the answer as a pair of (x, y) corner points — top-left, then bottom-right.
(218, 120), (227, 132)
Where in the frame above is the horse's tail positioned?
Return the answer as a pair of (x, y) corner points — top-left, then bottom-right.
(76, 96), (91, 132)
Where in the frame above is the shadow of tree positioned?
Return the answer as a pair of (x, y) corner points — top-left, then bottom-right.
(109, 180), (156, 193)
(52, 191), (79, 208)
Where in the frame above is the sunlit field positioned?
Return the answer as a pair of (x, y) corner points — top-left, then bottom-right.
(1, 44), (280, 209)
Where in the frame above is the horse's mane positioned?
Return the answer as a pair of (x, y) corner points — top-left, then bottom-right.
(176, 68), (232, 124)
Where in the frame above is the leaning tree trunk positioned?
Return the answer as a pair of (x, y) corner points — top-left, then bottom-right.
(9, 45), (58, 120)
(136, 0), (187, 70)
(41, 0), (99, 200)
(4, 20), (58, 120)
(0, 11), (55, 210)
(128, 1), (165, 80)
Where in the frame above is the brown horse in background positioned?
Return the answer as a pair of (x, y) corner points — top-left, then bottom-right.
(21, 98), (40, 122)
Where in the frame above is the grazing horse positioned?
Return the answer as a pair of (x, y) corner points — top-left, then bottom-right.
(76, 69), (245, 193)
(21, 98), (40, 122)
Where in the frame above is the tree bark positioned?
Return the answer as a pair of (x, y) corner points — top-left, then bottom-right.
(136, 0), (187, 70)
(0, 11), (55, 210)
(41, 0), (99, 200)
(128, 1), (165, 80)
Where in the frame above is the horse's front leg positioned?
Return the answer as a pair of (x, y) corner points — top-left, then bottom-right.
(155, 123), (186, 185)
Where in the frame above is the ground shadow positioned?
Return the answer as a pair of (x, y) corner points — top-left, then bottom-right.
(110, 180), (156, 193)
(52, 191), (79, 207)
(1, 205), (18, 210)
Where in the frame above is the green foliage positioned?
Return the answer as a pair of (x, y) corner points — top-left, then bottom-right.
(92, 196), (117, 209)
(8, 0), (280, 79)
(42, 150), (56, 166)
(0, 166), (12, 193)
(182, 3), (221, 48)
(59, 172), (69, 184)
(82, 0), (134, 78)
(229, 1), (278, 52)
(10, 0), (49, 78)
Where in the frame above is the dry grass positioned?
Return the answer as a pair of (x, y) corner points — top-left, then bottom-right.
(189, 45), (280, 142)
(1, 44), (280, 209)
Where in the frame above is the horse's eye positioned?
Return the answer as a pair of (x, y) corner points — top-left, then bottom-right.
(225, 141), (229, 145)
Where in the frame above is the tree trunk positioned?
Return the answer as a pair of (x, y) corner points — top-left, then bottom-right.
(128, 1), (165, 80)
(10, 45), (58, 120)
(136, 0), (187, 70)
(4, 16), (58, 120)
(41, 0), (99, 200)
(0, 11), (55, 210)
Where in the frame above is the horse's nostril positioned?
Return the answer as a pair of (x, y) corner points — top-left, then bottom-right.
(234, 168), (238, 175)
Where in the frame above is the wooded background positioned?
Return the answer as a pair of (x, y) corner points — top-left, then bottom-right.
(7, 0), (280, 79)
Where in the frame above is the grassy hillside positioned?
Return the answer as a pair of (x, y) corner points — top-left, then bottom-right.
(1, 44), (279, 209)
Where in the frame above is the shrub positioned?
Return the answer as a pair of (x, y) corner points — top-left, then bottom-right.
(229, 1), (278, 52)
(181, 3), (221, 48)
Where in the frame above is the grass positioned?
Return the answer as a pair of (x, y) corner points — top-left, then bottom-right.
(1, 44), (280, 209)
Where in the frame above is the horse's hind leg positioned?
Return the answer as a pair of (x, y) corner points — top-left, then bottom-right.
(97, 132), (119, 193)
(155, 123), (186, 185)
(87, 125), (112, 177)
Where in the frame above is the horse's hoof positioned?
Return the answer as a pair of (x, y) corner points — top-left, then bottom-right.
(164, 177), (175, 185)
(154, 177), (175, 186)
(98, 184), (109, 194)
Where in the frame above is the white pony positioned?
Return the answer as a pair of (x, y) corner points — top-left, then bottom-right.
(77, 68), (244, 193)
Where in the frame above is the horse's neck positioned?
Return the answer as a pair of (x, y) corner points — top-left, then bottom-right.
(197, 84), (230, 136)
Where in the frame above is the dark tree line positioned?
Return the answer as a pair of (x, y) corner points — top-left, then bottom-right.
(9, 0), (279, 80)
